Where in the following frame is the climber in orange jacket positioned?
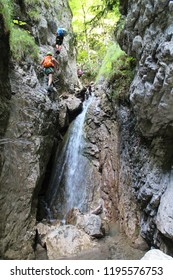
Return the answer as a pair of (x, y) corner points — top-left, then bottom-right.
(41, 51), (59, 92)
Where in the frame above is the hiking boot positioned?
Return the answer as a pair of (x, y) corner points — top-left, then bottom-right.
(47, 86), (52, 93)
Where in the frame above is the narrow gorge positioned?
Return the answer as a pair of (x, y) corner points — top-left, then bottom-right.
(0, 0), (173, 260)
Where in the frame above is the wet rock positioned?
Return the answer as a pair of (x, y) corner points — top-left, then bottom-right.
(58, 102), (69, 130)
(65, 95), (83, 118)
(91, 204), (103, 215)
(66, 208), (104, 238)
(75, 87), (87, 102)
(65, 208), (80, 225)
(84, 95), (119, 221)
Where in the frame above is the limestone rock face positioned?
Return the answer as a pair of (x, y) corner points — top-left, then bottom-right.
(58, 94), (83, 131)
(0, 66), (60, 259)
(0, 0), (79, 259)
(83, 89), (119, 221)
(118, 0), (173, 256)
(119, 0), (173, 137)
(65, 95), (83, 117)
(156, 171), (173, 238)
(118, 105), (171, 246)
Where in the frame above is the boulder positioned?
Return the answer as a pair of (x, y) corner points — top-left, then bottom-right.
(37, 223), (96, 259)
(66, 209), (104, 238)
(65, 95), (83, 117)
(141, 249), (173, 260)
(76, 214), (104, 238)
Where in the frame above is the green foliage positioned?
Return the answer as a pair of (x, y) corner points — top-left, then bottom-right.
(69, 0), (120, 80)
(0, 0), (13, 31)
(97, 43), (123, 79)
(89, 0), (119, 26)
(97, 43), (136, 104)
(13, 19), (27, 26)
(10, 26), (39, 62)
(0, 1), (39, 62)
(112, 55), (136, 102)
(43, 0), (49, 9)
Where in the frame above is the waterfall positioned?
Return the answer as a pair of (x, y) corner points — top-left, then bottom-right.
(46, 96), (94, 220)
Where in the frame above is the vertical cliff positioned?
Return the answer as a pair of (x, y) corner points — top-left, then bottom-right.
(0, 0), (79, 259)
(1, 0), (173, 259)
(117, 0), (173, 254)
(0, 6), (11, 259)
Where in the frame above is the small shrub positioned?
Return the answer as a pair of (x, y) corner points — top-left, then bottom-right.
(10, 26), (39, 62)
(96, 42), (136, 104)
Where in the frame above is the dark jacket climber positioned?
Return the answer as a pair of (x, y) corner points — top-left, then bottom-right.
(41, 51), (59, 92)
(55, 27), (67, 54)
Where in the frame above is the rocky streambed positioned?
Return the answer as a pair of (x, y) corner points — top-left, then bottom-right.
(35, 213), (146, 260)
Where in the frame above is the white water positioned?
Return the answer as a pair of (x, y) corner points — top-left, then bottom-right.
(46, 96), (94, 218)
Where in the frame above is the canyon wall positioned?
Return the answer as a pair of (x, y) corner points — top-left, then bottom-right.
(118, 0), (173, 254)
(1, 0), (173, 259)
(0, 0), (79, 259)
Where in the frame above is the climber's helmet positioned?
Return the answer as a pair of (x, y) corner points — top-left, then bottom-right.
(46, 51), (52, 56)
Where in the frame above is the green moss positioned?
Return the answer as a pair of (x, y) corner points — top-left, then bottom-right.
(28, 10), (40, 22)
(10, 26), (39, 62)
(97, 42), (136, 104)
(109, 55), (136, 104)
(0, 1), (39, 62)
(0, 0), (12, 31)
(43, 0), (49, 9)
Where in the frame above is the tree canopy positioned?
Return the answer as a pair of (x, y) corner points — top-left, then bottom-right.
(69, 0), (120, 79)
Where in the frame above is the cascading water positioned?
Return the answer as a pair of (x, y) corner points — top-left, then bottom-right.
(45, 95), (94, 220)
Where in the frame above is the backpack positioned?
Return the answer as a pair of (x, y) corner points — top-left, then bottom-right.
(43, 56), (54, 68)
(57, 27), (67, 37)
